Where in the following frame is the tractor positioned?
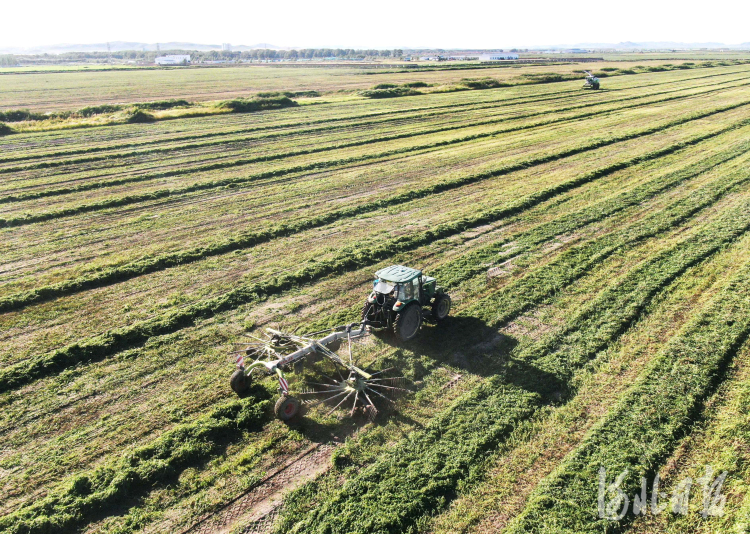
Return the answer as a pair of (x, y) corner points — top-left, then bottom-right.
(228, 265), (450, 420)
(583, 71), (600, 90)
(361, 265), (452, 341)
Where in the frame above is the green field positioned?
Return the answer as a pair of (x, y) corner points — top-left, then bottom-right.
(3, 58), (750, 534)
(0, 57), (740, 112)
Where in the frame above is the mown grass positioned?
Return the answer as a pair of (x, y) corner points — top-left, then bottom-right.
(5, 73), (749, 183)
(3, 66), (746, 175)
(271, 192), (750, 534)
(6, 116), (750, 394)
(6, 63), (750, 534)
(0, 386), (272, 534)
(5, 88), (749, 232)
(505, 253), (750, 533)
(4, 113), (749, 315)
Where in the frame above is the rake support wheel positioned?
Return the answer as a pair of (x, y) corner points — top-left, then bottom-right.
(230, 369), (248, 395)
(275, 395), (300, 421)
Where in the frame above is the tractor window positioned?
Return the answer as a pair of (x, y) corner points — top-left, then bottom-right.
(399, 282), (414, 300)
(412, 278), (421, 300)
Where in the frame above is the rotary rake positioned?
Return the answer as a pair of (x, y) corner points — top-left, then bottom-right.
(229, 323), (409, 421)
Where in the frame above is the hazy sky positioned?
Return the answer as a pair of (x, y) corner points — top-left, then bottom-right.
(3, 0), (749, 49)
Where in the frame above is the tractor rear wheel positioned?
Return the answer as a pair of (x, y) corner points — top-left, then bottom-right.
(393, 303), (422, 342)
(432, 294), (452, 321)
(230, 369), (249, 396)
(274, 395), (300, 421)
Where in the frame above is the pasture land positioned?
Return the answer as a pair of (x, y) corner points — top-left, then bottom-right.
(0, 57), (745, 112)
(2, 58), (750, 534)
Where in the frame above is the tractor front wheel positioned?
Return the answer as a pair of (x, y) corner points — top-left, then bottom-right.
(230, 369), (249, 396)
(432, 294), (452, 321)
(393, 303), (422, 342)
(274, 395), (301, 421)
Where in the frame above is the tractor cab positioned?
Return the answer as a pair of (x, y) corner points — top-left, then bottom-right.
(362, 265), (451, 341)
(583, 71), (600, 90)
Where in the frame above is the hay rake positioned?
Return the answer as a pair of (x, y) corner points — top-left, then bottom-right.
(229, 323), (409, 421)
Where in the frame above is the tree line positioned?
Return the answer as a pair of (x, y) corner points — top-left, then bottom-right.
(2, 49), (409, 64)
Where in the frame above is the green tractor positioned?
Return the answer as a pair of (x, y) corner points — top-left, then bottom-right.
(583, 71), (600, 90)
(361, 265), (452, 341)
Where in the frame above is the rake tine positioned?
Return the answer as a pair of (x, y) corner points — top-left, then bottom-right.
(367, 383), (410, 393)
(348, 332), (353, 366)
(351, 390), (360, 416)
(320, 373), (340, 383)
(306, 382), (345, 389)
(326, 391), (355, 417)
(362, 390), (377, 414)
(366, 385), (398, 405)
(368, 367), (395, 377)
(367, 378), (408, 386)
(305, 390), (349, 408)
(298, 389), (343, 396)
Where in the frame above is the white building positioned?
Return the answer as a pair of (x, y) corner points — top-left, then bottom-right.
(155, 55), (191, 65)
(478, 53), (519, 62)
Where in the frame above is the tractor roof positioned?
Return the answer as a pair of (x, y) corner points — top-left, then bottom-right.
(375, 265), (422, 283)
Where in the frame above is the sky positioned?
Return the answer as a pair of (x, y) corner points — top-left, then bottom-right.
(2, 0), (749, 49)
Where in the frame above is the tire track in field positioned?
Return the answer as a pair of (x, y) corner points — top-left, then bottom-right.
(2, 107), (749, 317)
(4, 74), (749, 203)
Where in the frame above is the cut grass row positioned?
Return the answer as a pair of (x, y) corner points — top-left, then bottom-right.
(8, 100), (749, 296)
(272, 191), (750, 534)
(0, 84), (601, 165)
(4, 64), (745, 164)
(4, 83), (743, 209)
(425, 233), (749, 534)
(625, 339), (750, 533)
(0, 179), (740, 532)
(0, 126), (731, 364)
(0, 386), (272, 534)
(3, 76), (748, 205)
(4, 71), (747, 178)
(1, 150), (748, 532)
(4, 91), (749, 230)
(2, 133), (748, 396)
(504, 252), (750, 533)
(3, 111), (748, 316)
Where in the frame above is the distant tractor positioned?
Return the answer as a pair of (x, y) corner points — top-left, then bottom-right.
(361, 265), (452, 341)
(583, 71), (600, 90)
(228, 266), (449, 420)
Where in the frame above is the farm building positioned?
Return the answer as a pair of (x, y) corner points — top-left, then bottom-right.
(155, 55), (191, 65)
(478, 53), (519, 61)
